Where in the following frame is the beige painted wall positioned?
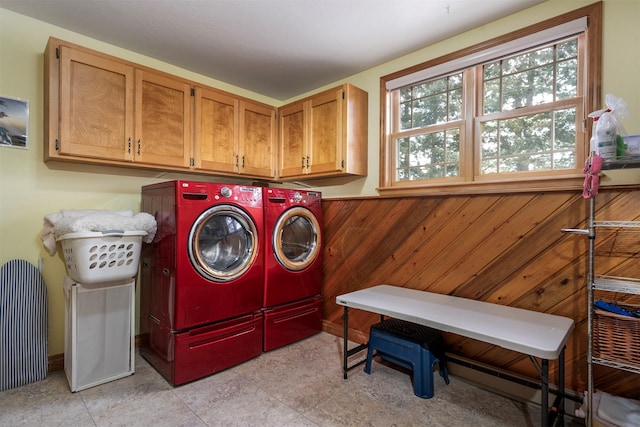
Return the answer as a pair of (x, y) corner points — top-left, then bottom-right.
(0, 0), (638, 357)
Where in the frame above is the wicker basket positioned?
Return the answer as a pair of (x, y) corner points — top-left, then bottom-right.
(592, 305), (640, 366)
(57, 230), (145, 284)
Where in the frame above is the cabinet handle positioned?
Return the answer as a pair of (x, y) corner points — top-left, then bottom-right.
(301, 157), (305, 168)
(235, 155), (239, 167)
(137, 139), (141, 155)
(242, 156), (245, 168)
(306, 156), (310, 169)
(127, 138), (131, 153)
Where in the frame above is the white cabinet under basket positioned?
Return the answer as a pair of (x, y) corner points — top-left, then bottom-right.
(63, 276), (135, 392)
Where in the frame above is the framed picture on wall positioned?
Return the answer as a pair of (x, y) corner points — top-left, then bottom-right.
(0, 95), (29, 149)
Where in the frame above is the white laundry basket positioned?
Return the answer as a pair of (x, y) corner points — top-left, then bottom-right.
(57, 230), (145, 284)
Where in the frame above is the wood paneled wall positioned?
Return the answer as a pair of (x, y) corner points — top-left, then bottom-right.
(321, 189), (640, 399)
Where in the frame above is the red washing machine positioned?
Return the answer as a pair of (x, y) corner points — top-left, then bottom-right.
(262, 188), (323, 352)
(140, 181), (264, 385)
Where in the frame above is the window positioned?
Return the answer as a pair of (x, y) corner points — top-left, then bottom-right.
(380, 3), (601, 196)
(479, 38), (580, 175)
(395, 73), (463, 181)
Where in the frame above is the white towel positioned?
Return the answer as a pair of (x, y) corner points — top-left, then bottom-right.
(40, 210), (156, 255)
(598, 392), (640, 427)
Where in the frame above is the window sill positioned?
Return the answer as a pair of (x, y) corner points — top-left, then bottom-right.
(377, 174), (587, 197)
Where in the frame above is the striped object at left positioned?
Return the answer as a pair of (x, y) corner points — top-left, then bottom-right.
(0, 259), (48, 391)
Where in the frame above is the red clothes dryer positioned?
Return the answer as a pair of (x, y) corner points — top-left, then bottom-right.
(140, 181), (264, 385)
(262, 188), (323, 352)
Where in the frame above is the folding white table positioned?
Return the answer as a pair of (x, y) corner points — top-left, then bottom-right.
(336, 285), (575, 427)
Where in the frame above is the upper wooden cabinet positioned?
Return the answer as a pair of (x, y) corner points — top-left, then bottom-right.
(239, 100), (276, 178)
(134, 70), (191, 168)
(194, 87), (276, 178)
(47, 39), (191, 169)
(194, 87), (238, 174)
(278, 100), (305, 177)
(54, 45), (135, 162)
(45, 38), (365, 182)
(278, 84), (368, 180)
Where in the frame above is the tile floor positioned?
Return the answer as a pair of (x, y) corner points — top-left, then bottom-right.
(0, 332), (583, 426)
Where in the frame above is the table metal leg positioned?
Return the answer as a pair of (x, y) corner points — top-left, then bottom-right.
(557, 347), (566, 427)
(343, 307), (349, 379)
(530, 350), (566, 427)
(546, 347), (567, 427)
(542, 359), (549, 427)
(341, 306), (369, 380)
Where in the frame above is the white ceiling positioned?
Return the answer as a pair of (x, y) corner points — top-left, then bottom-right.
(1, 0), (545, 100)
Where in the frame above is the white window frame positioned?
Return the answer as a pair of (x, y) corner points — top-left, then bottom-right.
(379, 3), (602, 196)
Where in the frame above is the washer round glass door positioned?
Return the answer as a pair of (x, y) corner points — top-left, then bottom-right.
(188, 205), (258, 282)
(273, 207), (321, 271)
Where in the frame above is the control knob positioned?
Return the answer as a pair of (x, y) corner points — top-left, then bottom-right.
(220, 187), (232, 198)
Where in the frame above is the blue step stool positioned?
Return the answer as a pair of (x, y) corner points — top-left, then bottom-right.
(364, 318), (450, 399)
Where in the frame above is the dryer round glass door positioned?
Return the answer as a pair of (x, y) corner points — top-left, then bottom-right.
(188, 205), (258, 282)
(273, 207), (321, 271)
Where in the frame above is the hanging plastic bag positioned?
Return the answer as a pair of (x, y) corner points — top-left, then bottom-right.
(594, 94), (629, 160)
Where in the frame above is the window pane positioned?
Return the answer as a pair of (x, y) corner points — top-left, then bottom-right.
(398, 73), (463, 131)
(449, 87), (462, 121)
(400, 88), (412, 102)
(554, 108), (576, 149)
(553, 151), (575, 169)
(481, 158), (498, 174)
(414, 79), (446, 97)
(411, 165), (442, 179)
(412, 94), (447, 127)
(502, 64), (554, 110)
(400, 102), (411, 129)
(557, 39), (577, 60)
(449, 74), (463, 89)
(481, 107), (576, 174)
(499, 153), (552, 172)
(446, 130), (460, 162)
(484, 61), (501, 80)
(503, 47), (554, 75)
(481, 121), (499, 158)
(421, 133), (444, 164)
(557, 60), (577, 99)
(446, 164), (460, 177)
(395, 129), (461, 181)
(484, 37), (578, 114)
(484, 79), (500, 114)
(397, 137), (409, 167)
(500, 112), (553, 156)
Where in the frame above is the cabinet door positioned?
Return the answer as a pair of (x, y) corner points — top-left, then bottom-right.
(58, 46), (134, 161)
(239, 100), (276, 178)
(194, 87), (238, 173)
(135, 70), (191, 168)
(278, 101), (306, 178)
(308, 88), (343, 175)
